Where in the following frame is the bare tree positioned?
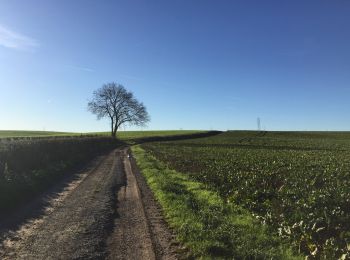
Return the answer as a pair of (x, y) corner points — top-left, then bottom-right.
(88, 82), (150, 138)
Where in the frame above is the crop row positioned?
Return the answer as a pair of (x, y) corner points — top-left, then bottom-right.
(141, 131), (350, 259)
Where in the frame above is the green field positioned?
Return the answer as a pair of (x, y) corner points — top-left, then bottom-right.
(0, 130), (75, 138)
(133, 145), (301, 259)
(139, 131), (350, 259)
(0, 130), (204, 140)
(3, 129), (349, 258)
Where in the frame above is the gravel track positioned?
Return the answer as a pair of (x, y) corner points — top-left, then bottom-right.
(0, 148), (179, 260)
(107, 149), (178, 260)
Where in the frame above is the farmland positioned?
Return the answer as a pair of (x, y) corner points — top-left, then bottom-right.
(139, 131), (350, 259)
(91, 130), (206, 140)
(2, 129), (350, 258)
(0, 130), (208, 211)
(0, 130), (75, 138)
(0, 130), (216, 259)
(0, 130), (204, 140)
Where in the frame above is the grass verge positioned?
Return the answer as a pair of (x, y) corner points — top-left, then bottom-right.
(131, 145), (302, 259)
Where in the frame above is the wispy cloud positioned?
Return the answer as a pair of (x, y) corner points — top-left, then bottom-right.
(68, 65), (95, 72)
(0, 24), (39, 51)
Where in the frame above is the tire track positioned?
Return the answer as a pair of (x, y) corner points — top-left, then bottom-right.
(107, 149), (156, 259)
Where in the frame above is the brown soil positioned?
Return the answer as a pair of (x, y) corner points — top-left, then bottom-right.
(0, 148), (179, 260)
(107, 149), (179, 260)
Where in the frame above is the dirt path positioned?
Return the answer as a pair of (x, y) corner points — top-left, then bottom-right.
(107, 149), (178, 260)
(0, 148), (179, 260)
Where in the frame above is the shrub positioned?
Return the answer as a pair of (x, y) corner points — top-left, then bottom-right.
(0, 136), (120, 210)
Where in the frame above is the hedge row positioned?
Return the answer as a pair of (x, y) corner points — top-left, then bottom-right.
(0, 137), (120, 211)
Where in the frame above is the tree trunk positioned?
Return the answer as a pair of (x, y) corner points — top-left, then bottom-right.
(112, 127), (117, 138)
(111, 121), (118, 138)
(111, 118), (115, 138)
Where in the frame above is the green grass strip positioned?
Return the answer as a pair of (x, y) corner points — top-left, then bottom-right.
(132, 145), (302, 259)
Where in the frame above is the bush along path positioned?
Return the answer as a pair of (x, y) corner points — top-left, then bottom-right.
(0, 136), (120, 212)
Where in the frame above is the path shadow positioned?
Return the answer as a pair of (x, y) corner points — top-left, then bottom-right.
(0, 155), (105, 245)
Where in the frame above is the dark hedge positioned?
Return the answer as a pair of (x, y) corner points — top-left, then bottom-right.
(0, 136), (120, 211)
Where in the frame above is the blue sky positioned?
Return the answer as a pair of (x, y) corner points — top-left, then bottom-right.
(0, 1), (349, 132)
